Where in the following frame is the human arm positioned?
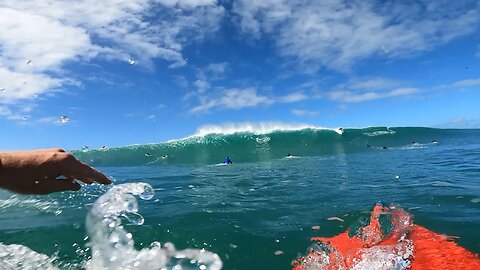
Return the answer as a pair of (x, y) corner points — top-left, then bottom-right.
(0, 148), (111, 194)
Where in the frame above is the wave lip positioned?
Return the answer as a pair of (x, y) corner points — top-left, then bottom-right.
(188, 122), (343, 138)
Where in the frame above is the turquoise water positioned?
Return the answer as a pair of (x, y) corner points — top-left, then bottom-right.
(1, 127), (480, 269)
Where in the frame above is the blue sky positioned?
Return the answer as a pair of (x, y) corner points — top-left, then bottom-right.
(1, 0), (480, 150)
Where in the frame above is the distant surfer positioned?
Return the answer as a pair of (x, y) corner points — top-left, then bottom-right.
(432, 140), (438, 144)
(382, 146), (388, 150)
(286, 153), (292, 157)
(100, 146), (107, 150)
(145, 153), (152, 157)
(366, 144), (371, 148)
(412, 141), (417, 144)
(223, 156), (233, 164)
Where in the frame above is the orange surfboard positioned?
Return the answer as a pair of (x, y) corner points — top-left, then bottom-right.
(293, 204), (480, 269)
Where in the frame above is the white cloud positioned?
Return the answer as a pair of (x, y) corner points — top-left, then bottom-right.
(435, 117), (480, 128)
(233, 0), (480, 70)
(0, 106), (12, 116)
(188, 87), (311, 113)
(348, 78), (400, 91)
(193, 79), (211, 93)
(278, 91), (308, 103)
(189, 87), (272, 113)
(439, 78), (480, 89)
(206, 62), (228, 78)
(145, 114), (157, 121)
(323, 77), (417, 103)
(292, 109), (318, 116)
(189, 62), (229, 94)
(0, 0), (224, 107)
(328, 87), (417, 103)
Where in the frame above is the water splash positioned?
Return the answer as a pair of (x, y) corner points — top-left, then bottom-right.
(294, 203), (414, 270)
(85, 183), (222, 270)
(0, 244), (58, 270)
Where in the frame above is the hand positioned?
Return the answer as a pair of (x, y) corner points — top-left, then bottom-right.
(0, 148), (111, 194)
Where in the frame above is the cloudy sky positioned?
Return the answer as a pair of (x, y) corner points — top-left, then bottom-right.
(1, 0), (480, 150)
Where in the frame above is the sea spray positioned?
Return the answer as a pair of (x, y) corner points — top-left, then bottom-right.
(85, 183), (223, 270)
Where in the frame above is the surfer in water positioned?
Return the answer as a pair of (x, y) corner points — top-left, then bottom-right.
(286, 153), (292, 157)
(223, 156), (233, 164)
(382, 146), (388, 150)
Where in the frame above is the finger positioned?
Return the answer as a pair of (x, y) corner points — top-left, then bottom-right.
(41, 178), (81, 193)
(21, 148), (66, 153)
(62, 157), (111, 185)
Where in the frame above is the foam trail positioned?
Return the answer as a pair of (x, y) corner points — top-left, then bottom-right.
(85, 183), (222, 270)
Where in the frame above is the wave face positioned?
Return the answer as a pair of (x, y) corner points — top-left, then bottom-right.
(73, 127), (459, 166)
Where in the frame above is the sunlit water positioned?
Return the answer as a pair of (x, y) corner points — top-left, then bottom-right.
(1, 128), (479, 269)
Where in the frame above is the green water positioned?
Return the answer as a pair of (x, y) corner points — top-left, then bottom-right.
(1, 127), (479, 269)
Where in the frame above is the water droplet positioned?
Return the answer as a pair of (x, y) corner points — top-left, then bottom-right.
(128, 59), (135, 65)
(140, 185), (154, 200)
(311, 225), (321, 230)
(150, 241), (161, 249)
(199, 265), (207, 270)
(395, 175), (400, 179)
(275, 239), (280, 243)
(34, 180), (40, 184)
(121, 212), (144, 225)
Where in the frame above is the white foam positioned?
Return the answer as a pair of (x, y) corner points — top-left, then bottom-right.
(349, 240), (413, 270)
(0, 244), (58, 270)
(363, 130), (396, 137)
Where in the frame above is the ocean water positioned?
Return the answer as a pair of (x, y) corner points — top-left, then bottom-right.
(1, 127), (479, 269)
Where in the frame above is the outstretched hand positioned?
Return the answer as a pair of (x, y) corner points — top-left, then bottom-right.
(0, 148), (111, 194)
